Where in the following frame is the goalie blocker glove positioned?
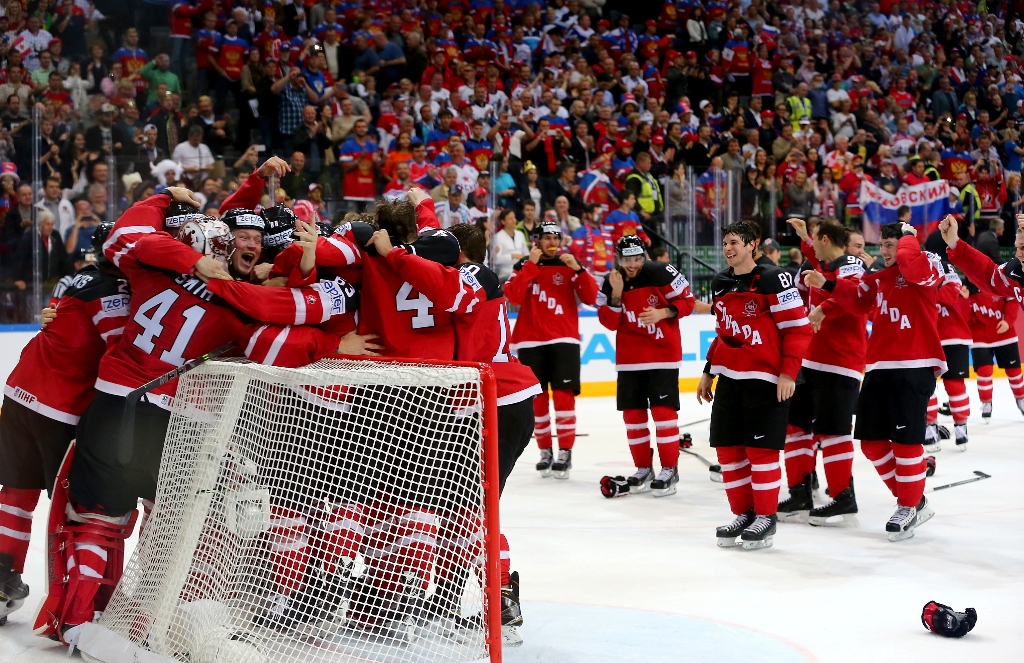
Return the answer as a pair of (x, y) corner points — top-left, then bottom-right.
(922, 601), (977, 638)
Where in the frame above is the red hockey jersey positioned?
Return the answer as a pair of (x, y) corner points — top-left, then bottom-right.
(597, 261), (695, 371)
(5, 266), (128, 425)
(934, 260), (972, 346)
(705, 264), (812, 384)
(504, 256), (599, 350)
(946, 241), (1024, 312)
(384, 250), (542, 406)
(968, 290), (1018, 348)
(799, 250), (869, 378)
(832, 236), (946, 374)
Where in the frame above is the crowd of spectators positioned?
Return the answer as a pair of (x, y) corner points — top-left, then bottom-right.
(0, 0), (1022, 320)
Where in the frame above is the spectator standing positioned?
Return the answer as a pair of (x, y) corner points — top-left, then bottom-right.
(434, 184), (472, 228)
(38, 177), (75, 237)
(272, 67), (314, 158)
(492, 208), (528, 282)
(605, 191), (651, 246)
(570, 203), (615, 281)
(172, 125), (215, 184)
(141, 54), (182, 106)
(624, 152), (664, 232)
(280, 152), (311, 202)
(338, 118), (379, 212)
(14, 209), (66, 293)
(293, 105), (331, 183)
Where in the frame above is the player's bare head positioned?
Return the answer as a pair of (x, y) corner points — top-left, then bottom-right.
(879, 222), (904, 267)
(722, 222), (759, 268)
(374, 199), (418, 243)
(1014, 229), (1024, 260)
(537, 221), (562, 255)
(845, 230), (865, 255)
(449, 223), (486, 264)
(814, 219), (849, 258)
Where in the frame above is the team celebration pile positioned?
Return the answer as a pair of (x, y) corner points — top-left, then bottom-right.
(1, 0), (1023, 659)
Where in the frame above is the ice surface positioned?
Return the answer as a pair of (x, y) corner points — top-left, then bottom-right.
(3, 382), (1022, 662)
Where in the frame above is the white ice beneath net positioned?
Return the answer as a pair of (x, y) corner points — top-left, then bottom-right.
(78, 358), (498, 663)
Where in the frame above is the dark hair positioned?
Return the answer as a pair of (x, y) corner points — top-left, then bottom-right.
(584, 202), (599, 215)
(896, 204), (911, 218)
(815, 219), (849, 247)
(449, 223), (487, 263)
(374, 199), (418, 243)
(722, 221), (759, 245)
(498, 208), (516, 224)
(522, 199), (536, 209)
(649, 246), (669, 260)
(438, 109), (453, 119)
(880, 222), (905, 240)
(617, 190), (635, 204)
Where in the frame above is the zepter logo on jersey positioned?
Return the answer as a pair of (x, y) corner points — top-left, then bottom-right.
(179, 218), (235, 267)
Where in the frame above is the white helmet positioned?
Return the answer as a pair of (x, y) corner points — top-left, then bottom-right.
(179, 218), (235, 266)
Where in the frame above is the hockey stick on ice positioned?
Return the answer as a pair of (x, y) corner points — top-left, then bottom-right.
(680, 430), (723, 482)
(926, 471), (991, 493)
(117, 342), (238, 464)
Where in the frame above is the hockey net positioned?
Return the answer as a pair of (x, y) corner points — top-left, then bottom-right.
(78, 358), (501, 663)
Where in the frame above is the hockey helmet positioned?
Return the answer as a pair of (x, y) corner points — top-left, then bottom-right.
(221, 208), (267, 233)
(537, 221), (562, 238)
(260, 205), (298, 252)
(164, 201), (207, 239)
(179, 218), (235, 266)
(91, 222), (115, 265)
(616, 234), (646, 258)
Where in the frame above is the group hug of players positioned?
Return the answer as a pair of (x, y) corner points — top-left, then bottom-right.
(511, 211), (1024, 551)
(0, 155), (546, 647)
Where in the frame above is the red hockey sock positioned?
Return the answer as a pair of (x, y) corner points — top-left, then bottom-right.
(945, 378), (970, 424)
(499, 533), (510, 587)
(747, 447), (782, 516)
(0, 487), (40, 572)
(926, 394), (939, 425)
(716, 447), (753, 515)
(268, 506), (309, 596)
(1007, 367), (1024, 400)
(532, 394), (552, 450)
(892, 443), (927, 508)
(623, 409), (652, 468)
(976, 364), (994, 404)
(651, 405), (679, 468)
(861, 440), (897, 498)
(783, 425), (815, 488)
(818, 434), (854, 496)
(321, 503), (365, 574)
(551, 389), (576, 450)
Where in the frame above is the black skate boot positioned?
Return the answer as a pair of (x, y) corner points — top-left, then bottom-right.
(716, 510), (755, 548)
(808, 478), (858, 527)
(924, 423), (941, 453)
(536, 449), (553, 478)
(650, 467), (679, 497)
(0, 553), (29, 626)
(551, 449), (572, 480)
(981, 401), (992, 423)
(740, 514), (777, 550)
(626, 467), (654, 494)
(938, 401), (951, 416)
(501, 571), (523, 647)
(886, 496), (934, 542)
(252, 559), (354, 633)
(954, 424), (968, 451)
(777, 473), (813, 522)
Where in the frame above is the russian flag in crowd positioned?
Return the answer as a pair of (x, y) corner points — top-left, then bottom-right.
(859, 179), (952, 242)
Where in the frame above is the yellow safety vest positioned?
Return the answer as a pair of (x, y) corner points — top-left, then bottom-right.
(788, 95), (811, 130)
(626, 172), (660, 214)
(959, 183), (981, 221)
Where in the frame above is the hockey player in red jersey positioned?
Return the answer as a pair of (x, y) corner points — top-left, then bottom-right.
(942, 215), (1024, 416)
(777, 219), (868, 526)
(0, 224), (126, 621)
(697, 222), (812, 550)
(823, 221), (945, 542)
(968, 287), (1024, 419)
(925, 262), (973, 451)
(504, 221), (599, 480)
(597, 235), (695, 497)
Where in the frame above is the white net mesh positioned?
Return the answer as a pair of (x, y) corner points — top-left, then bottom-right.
(80, 358), (497, 663)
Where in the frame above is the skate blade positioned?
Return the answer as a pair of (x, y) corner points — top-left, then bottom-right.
(916, 505), (935, 527)
(502, 625), (524, 647)
(651, 484), (677, 498)
(777, 510), (809, 523)
(716, 537), (743, 548)
(955, 443), (968, 452)
(553, 469), (570, 480)
(741, 536), (774, 550)
(924, 442), (941, 453)
(808, 514), (859, 528)
(629, 482), (652, 494)
(537, 468), (553, 478)
(0, 597), (24, 622)
(887, 528), (915, 542)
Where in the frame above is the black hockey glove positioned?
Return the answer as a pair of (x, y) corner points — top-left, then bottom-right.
(921, 601), (977, 638)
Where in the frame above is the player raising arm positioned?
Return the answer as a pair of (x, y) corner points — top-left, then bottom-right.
(821, 221), (945, 542)
(696, 222), (812, 550)
(597, 235), (695, 497)
(925, 260), (973, 451)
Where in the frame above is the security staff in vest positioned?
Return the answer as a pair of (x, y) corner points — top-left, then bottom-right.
(624, 151), (664, 227)
(787, 82), (812, 131)
(956, 170), (980, 229)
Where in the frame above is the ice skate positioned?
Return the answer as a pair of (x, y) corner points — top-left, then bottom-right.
(536, 449), (553, 478)
(551, 449), (572, 479)
(1016, 398), (1024, 417)
(650, 467), (679, 497)
(740, 514), (777, 550)
(808, 479), (858, 527)
(981, 401), (992, 423)
(252, 560), (353, 633)
(716, 510), (755, 548)
(626, 467), (654, 494)
(777, 473), (813, 522)
(954, 423), (968, 451)
(886, 496), (934, 542)
(501, 571), (523, 647)
(924, 423), (941, 453)
(0, 553), (29, 626)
